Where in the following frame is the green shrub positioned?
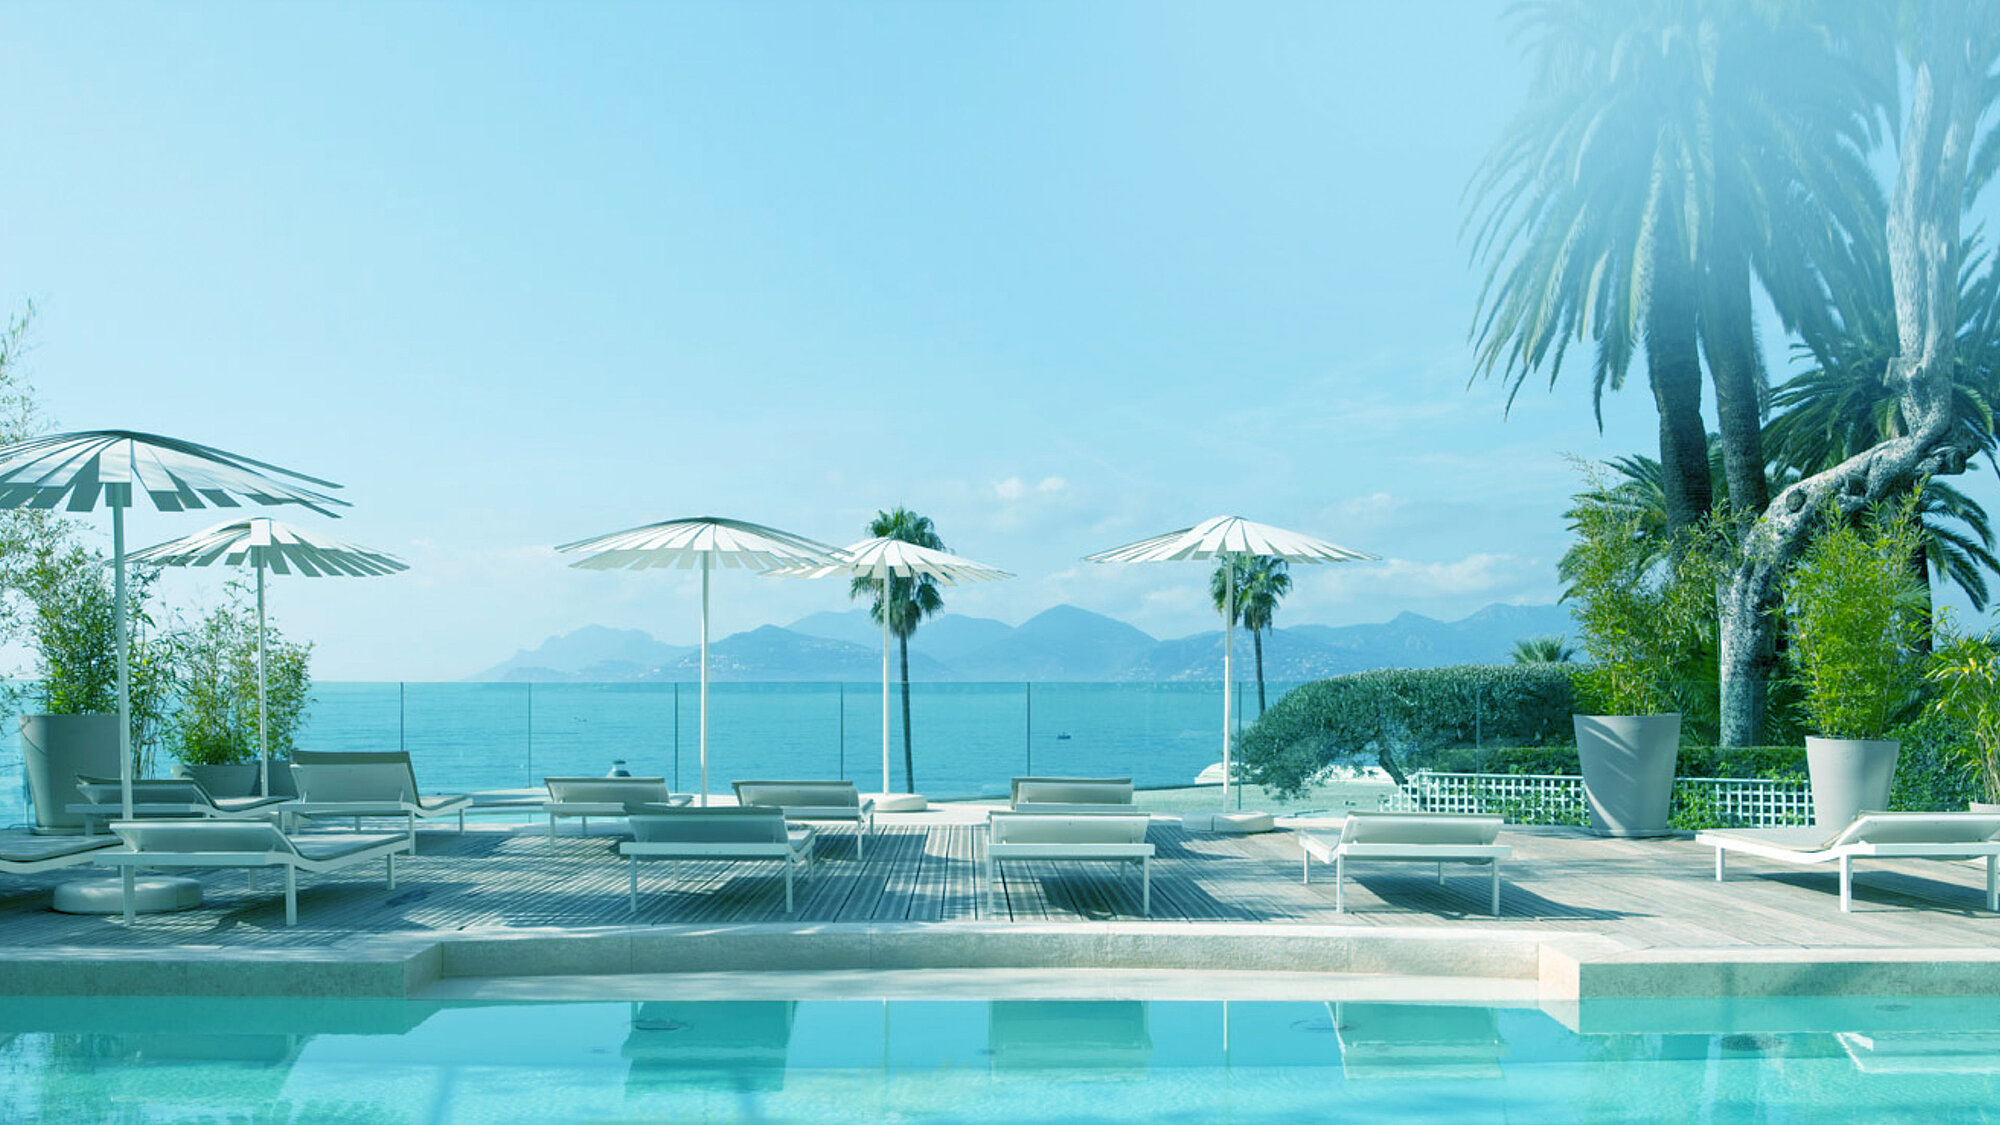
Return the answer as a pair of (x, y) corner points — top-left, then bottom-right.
(1237, 664), (1574, 797)
(168, 580), (313, 767)
(1784, 496), (1928, 739)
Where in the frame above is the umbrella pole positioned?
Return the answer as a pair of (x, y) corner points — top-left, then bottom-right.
(114, 503), (132, 821)
(1223, 555), (1235, 807)
(257, 558), (269, 798)
(881, 575), (891, 796)
(700, 554), (711, 807)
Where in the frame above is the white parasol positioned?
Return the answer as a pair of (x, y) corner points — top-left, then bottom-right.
(556, 517), (841, 804)
(1086, 516), (1375, 803)
(777, 537), (1012, 798)
(129, 516), (407, 795)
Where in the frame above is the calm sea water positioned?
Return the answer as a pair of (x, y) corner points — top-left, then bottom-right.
(1, 681), (1294, 823)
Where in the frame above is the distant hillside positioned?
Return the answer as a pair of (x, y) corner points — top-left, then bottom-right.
(471, 602), (1580, 682)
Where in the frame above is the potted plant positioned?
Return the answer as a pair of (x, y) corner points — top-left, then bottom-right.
(11, 540), (169, 833)
(1784, 501), (1926, 827)
(1561, 463), (1711, 837)
(168, 583), (312, 798)
(1923, 626), (2000, 811)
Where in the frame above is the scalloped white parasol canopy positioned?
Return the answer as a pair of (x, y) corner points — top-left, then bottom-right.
(0, 429), (345, 515)
(128, 516), (406, 577)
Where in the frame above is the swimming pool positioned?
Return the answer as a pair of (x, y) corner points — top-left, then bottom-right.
(4, 995), (1997, 1123)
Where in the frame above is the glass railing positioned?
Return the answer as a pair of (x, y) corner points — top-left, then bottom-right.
(2, 681), (1299, 827)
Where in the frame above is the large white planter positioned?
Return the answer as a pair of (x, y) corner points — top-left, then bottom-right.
(1574, 714), (1682, 837)
(1805, 736), (1900, 828)
(20, 713), (121, 835)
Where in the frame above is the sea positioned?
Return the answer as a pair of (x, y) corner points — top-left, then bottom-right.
(2, 681), (1297, 824)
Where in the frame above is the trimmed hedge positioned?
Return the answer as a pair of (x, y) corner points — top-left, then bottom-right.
(1242, 662), (1988, 809)
(1237, 665), (1574, 797)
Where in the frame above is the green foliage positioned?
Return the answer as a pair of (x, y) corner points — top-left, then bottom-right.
(1511, 635), (1575, 663)
(168, 580), (313, 767)
(1785, 496), (1928, 738)
(1922, 624), (2000, 803)
(1235, 664), (1575, 798)
(1563, 459), (1721, 721)
(8, 537), (174, 773)
(1886, 707), (1987, 811)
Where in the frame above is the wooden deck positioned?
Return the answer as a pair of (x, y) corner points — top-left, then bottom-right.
(4, 814), (2000, 955)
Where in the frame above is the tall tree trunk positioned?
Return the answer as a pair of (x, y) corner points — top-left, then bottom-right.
(1718, 1), (1989, 746)
(898, 634), (915, 793)
(1647, 223), (1714, 538)
(1703, 237), (1770, 515)
(1253, 628), (1267, 715)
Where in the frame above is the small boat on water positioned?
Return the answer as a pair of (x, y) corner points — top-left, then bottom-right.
(1055, 733), (1071, 741)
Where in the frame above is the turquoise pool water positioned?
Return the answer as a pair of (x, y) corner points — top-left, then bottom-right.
(4, 995), (1999, 1123)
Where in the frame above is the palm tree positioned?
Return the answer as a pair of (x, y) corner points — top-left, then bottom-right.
(1512, 636), (1576, 664)
(1211, 555), (1290, 715)
(849, 507), (945, 793)
(1471, 0), (1886, 526)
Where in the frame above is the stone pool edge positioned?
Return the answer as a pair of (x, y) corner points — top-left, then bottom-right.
(6, 922), (2000, 1000)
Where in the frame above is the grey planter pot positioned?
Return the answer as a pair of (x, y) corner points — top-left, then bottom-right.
(20, 713), (121, 835)
(1805, 736), (1900, 828)
(176, 760), (297, 798)
(1574, 714), (1682, 837)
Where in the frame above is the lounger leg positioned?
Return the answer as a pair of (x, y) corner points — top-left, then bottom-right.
(285, 867), (298, 926)
(457, 809), (465, 834)
(1489, 860), (1500, 916)
(783, 864), (794, 913)
(1141, 856), (1150, 916)
(856, 823), (865, 860)
(407, 812), (418, 855)
(1988, 856), (1996, 912)
(1335, 854), (1346, 914)
(986, 855), (997, 917)
(386, 853), (398, 891)
(1437, 861), (1445, 885)
(1715, 848), (1726, 881)
(549, 813), (557, 841)
(1302, 844), (1311, 885)
(629, 856), (639, 914)
(121, 868), (135, 923)
(1840, 854), (1853, 912)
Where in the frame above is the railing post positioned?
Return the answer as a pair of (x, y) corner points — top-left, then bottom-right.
(1024, 682), (1032, 777)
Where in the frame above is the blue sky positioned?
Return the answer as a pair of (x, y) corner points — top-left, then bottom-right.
(1, 2), (1990, 680)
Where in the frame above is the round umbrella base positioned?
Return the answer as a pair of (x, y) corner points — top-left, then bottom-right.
(870, 792), (928, 813)
(51, 874), (203, 915)
(1180, 809), (1276, 835)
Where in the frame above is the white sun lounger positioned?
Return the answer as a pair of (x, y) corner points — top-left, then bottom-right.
(985, 810), (1154, 916)
(731, 780), (875, 858)
(1298, 811), (1511, 916)
(286, 750), (474, 848)
(67, 776), (291, 835)
(1697, 812), (2000, 912)
(542, 777), (689, 839)
(1008, 776), (1136, 815)
(619, 807), (817, 913)
(0, 828), (120, 875)
(92, 820), (409, 925)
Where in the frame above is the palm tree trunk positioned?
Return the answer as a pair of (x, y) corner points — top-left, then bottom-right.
(1704, 239), (1771, 515)
(898, 634), (915, 793)
(1253, 627), (1267, 715)
(1646, 230), (1714, 538)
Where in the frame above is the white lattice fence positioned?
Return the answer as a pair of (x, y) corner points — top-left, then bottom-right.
(1379, 772), (1811, 828)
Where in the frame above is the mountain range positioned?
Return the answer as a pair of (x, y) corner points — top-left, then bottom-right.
(471, 602), (1579, 683)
